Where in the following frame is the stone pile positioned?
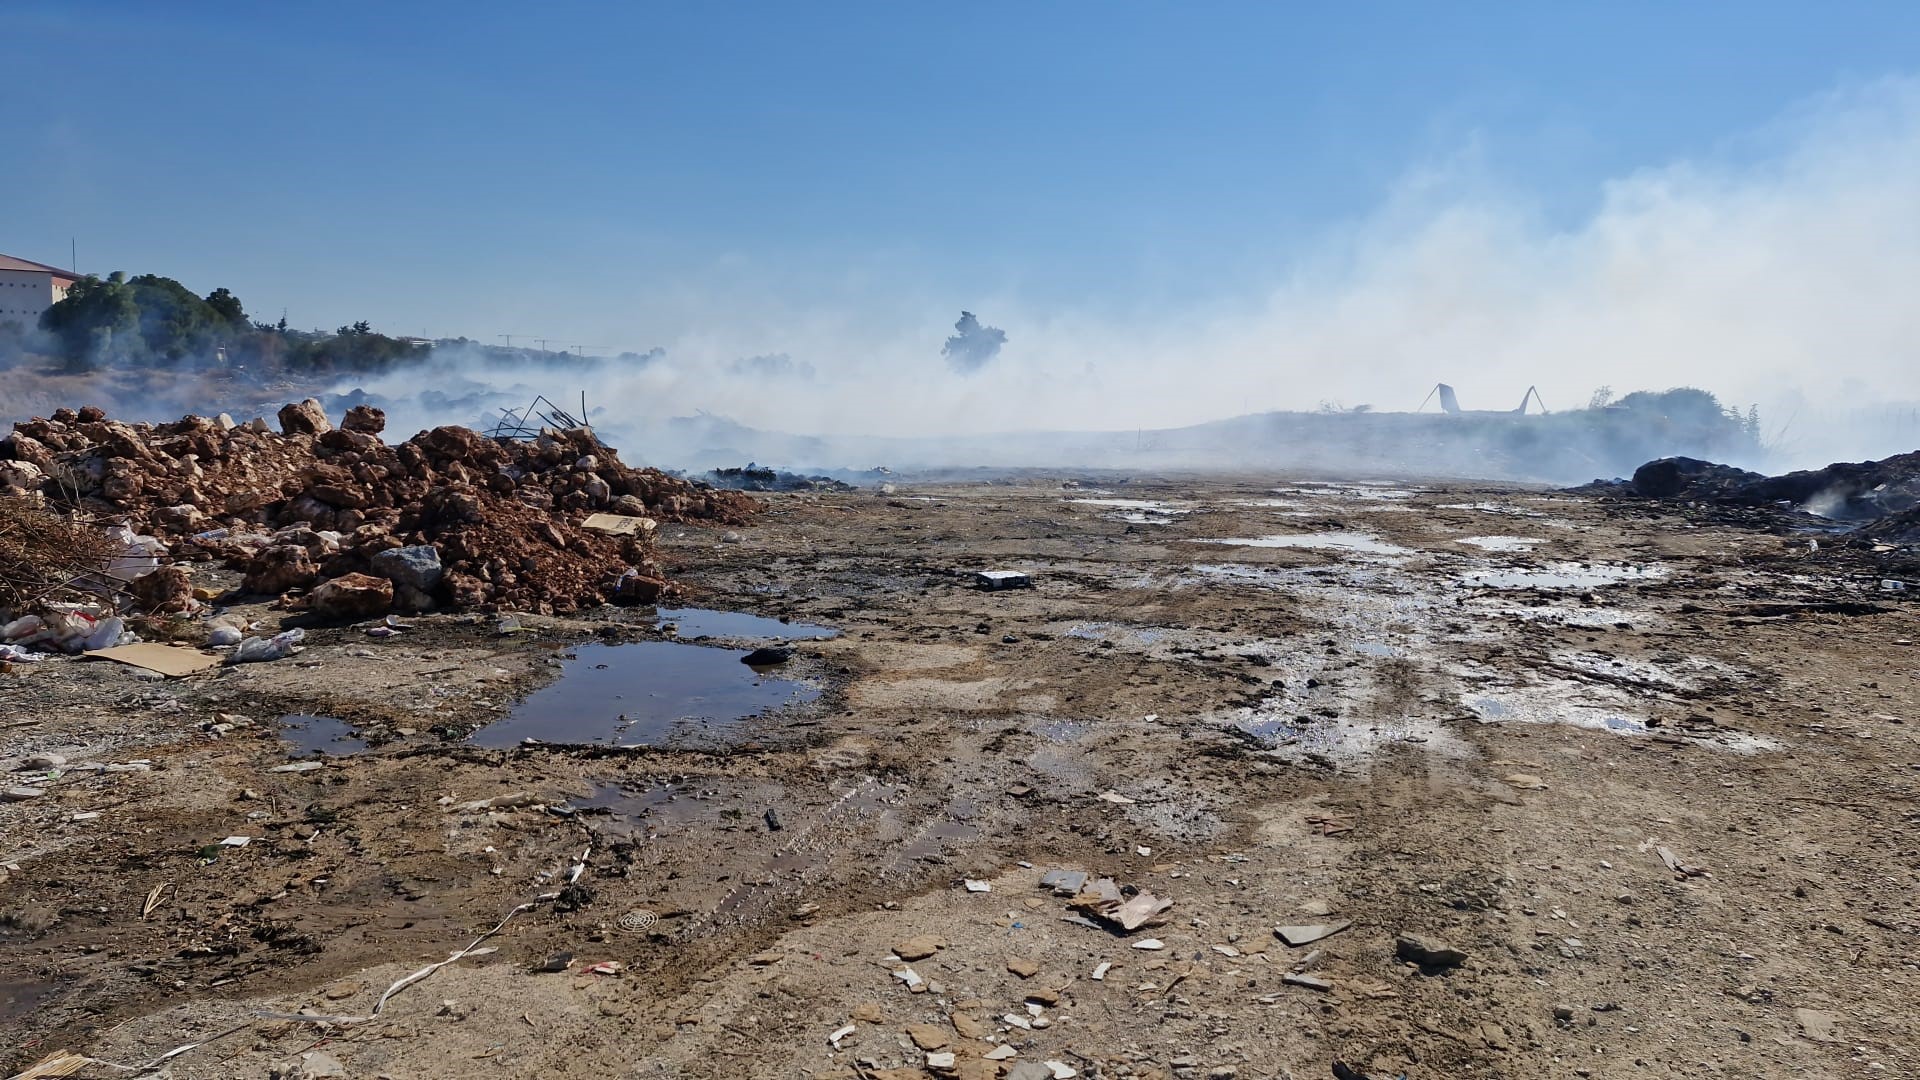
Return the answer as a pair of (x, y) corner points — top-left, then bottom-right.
(1, 400), (760, 615)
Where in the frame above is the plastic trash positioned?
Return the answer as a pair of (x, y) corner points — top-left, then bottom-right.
(0, 644), (45, 663)
(82, 616), (129, 652)
(230, 627), (306, 664)
(1, 615), (44, 642)
(206, 625), (244, 646)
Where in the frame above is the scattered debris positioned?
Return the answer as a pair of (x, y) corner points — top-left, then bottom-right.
(975, 570), (1033, 591)
(85, 642), (222, 677)
(1275, 921), (1351, 947)
(1395, 933), (1469, 969)
(1282, 972), (1333, 992)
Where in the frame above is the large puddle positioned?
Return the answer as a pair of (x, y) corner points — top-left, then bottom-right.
(653, 607), (836, 641)
(1457, 535), (1543, 552)
(1071, 498), (1193, 524)
(279, 714), (369, 757)
(468, 641), (819, 748)
(1193, 532), (1412, 556)
(1458, 562), (1667, 590)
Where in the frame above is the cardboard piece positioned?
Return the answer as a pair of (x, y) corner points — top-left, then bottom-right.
(582, 513), (657, 536)
(85, 643), (223, 677)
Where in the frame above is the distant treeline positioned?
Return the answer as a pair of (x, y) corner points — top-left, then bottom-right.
(0, 270), (433, 374)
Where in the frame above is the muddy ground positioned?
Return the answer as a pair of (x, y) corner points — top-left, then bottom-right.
(3, 476), (1916, 1079)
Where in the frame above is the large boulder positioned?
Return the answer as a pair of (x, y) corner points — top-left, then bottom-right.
(371, 544), (443, 592)
(307, 572), (392, 619)
(1629, 457), (1762, 500)
(277, 399), (332, 437)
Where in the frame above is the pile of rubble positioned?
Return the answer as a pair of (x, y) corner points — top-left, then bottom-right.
(0, 400), (759, 617)
(1610, 451), (1920, 521)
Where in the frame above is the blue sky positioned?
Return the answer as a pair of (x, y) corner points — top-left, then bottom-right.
(5, 3), (1920, 373)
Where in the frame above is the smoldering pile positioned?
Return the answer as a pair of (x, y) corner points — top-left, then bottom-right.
(0, 400), (760, 619)
(1582, 450), (1920, 556)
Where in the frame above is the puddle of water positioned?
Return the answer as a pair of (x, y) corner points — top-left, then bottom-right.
(1458, 562), (1667, 590)
(278, 714), (369, 757)
(1457, 536), (1543, 552)
(1236, 710), (1466, 766)
(1062, 621), (1166, 645)
(1194, 532), (1412, 556)
(903, 819), (980, 861)
(1277, 484), (1417, 501)
(1072, 498), (1191, 513)
(654, 607), (836, 641)
(1438, 502), (1544, 517)
(468, 641), (819, 748)
(1465, 691), (1647, 734)
(1477, 603), (1644, 629)
(568, 780), (736, 837)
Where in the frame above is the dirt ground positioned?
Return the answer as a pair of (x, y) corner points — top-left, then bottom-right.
(3, 475), (1916, 1079)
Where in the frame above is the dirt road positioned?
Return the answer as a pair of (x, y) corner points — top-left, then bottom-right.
(3, 476), (1915, 1079)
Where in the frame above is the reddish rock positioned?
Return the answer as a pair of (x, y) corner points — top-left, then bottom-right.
(341, 405), (386, 435)
(243, 545), (319, 595)
(128, 565), (194, 613)
(308, 572), (393, 619)
(277, 399), (332, 436)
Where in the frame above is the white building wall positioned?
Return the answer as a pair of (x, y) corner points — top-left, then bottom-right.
(0, 268), (69, 329)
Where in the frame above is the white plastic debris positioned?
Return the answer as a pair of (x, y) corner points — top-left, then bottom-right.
(101, 525), (166, 582)
(1046, 1062), (1077, 1079)
(828, 1024), (855, 1048)
(964, 879), (992, 893)
(0, 644), (45, 663)
(1131, 938), (1165, 950)
(219, 836), (252, 847)
(1097, 791), (1136, 805)
(1091, 961), (1111, 980)
(231, 627), (305, 664)
(985, 1045), (1017, 1061)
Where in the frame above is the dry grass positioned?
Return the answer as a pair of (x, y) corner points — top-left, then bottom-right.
(0, 493), (117, 614)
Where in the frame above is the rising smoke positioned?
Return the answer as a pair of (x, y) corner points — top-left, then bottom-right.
(10, 77), (1920, 478)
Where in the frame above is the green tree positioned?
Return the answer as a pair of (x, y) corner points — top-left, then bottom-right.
(39, 272), (141, 372)
(127, 274), (225, 361)
(204, 286), (246, 328)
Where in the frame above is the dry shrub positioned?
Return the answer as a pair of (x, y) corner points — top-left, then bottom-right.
(0, 495), (116, 614)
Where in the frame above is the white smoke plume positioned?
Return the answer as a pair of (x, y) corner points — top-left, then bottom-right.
(344, 76), (1920, 470)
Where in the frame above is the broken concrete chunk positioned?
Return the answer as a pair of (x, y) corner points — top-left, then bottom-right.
(1282, 972), (1333, 992)
(925, 1051), (957, 1072)
(1395, 933), (1469, 968)
(1039, 868), (1088, 894)
(1274, 921), (1351, 947)
(984, 1044), (1018, 1061)
(975, 570), (1033, 590)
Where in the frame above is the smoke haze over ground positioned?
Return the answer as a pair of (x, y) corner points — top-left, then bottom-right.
(325, 77), (1920, 472)
(7, 77), (1920, 477)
